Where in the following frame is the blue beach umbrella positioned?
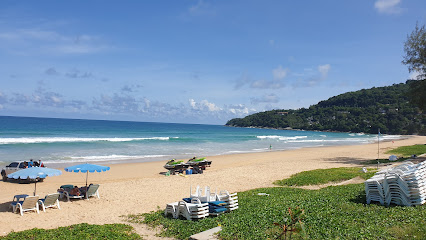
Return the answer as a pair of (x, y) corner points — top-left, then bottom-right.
(64, 163), (110, 188)
(8, 167), (62, 196)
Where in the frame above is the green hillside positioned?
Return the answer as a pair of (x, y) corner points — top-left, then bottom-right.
(226, 81), (425, 135)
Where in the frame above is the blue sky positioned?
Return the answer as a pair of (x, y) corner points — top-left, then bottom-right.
(0, 0), (425, 124)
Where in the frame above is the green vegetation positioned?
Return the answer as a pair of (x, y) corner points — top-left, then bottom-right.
(270, 207), (307, 239)
(0, 223), (141, 240)
(364, 158), (409, 165)
(226, 82), (426, 135)
(364, 144), (426, 164)
(402, 23), (426, 111)
(387, 144), (426, 157)
(127, 167), (425, 239)
(128, 185), (425, 240)
(273, 167), (375, 186)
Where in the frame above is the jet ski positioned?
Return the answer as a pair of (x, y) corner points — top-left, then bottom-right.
(163, 159), (189, 172)
(186, 157), (212, 168)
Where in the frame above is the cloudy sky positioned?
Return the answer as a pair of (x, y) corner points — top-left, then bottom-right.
(0, 0), (425, 124)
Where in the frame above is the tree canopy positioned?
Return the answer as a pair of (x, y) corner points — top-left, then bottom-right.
(226, 82), (425, 135)
(402, 23), (426, 80)
(402, 23), (426, 111)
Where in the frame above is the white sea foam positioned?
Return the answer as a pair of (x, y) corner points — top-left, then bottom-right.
(257, 135), (281, 139)
(278, 136), (308, 141)
(287, 138), (370, 143)
(257, 135), (308, 141)
(379, 135), (402, 140)
(0, 137), (174, 144)
(43, 154), (167, 164)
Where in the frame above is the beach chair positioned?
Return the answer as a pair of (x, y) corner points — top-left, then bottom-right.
(85, 184), (100, 199)
(10, 196), (40, 216)
(39, 193), (61, 212)
(165, 199), (209, 220)
(58, 185), (84, 202)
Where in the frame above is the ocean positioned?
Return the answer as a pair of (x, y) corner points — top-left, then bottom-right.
(0, 116), (402, 168)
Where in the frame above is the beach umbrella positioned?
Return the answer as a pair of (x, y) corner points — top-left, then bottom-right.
(64, 163), (110, 188)
(7, 167), (62, 196)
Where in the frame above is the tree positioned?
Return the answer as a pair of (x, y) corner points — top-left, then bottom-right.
(402, 23), (426, 111)
(402, 23), (426, 80)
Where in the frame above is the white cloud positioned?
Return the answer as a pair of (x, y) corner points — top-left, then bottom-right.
(374, 0), (402, 14)
(318, 64), (331, 78)
(250, 79), (285, 89)
(227, 104), (251, 115)
(0, 28), (108, 55)
(251, 93), (280, 105)
(235, 66), (289, 90)
(292, 64), (331, 88)
(188, 0), (215, 16)
(409, 70), (422, 80)
(272, 65), (288, 80)
(189, 99), (221, 112)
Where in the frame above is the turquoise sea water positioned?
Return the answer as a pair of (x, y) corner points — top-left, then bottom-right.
(0, 116), (401, 168)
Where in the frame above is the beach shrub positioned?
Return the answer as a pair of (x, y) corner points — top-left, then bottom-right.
(0, 223), (141, 240)
(129, 185), (426, 240)
(269, 207), (307, 239)
(273, 167), (375, 186)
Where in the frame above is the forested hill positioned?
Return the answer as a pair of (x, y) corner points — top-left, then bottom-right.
(226, 81), (425, 135)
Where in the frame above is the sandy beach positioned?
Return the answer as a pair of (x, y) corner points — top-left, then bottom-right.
(0, 135), (425, 236)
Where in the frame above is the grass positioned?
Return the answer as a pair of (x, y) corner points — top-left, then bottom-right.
(386, 144), (426, 157)
(126, 167), (425, 239)
(128, 185), (426, 240)
(364, 157), (409, 165)
(364, 144), (426, 165)
(273, 167), (376, 186)
(0, 223), (142, 240)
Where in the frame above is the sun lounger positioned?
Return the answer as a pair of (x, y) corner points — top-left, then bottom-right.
(39, 193), (60, 212)
(58, 185), (84, 202)
(84, 184), (100, 199)
(10, 196), (40, 216)
(165, 199), (209, 220)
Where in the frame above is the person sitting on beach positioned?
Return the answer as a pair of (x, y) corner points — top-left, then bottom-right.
(69, 186), (81, 196)
(23, 161), (28, 168)
(28, 159), (34, 168)
(79, 183), (93, 196)
(38, 160), (44, 167)
(33, 161), (39, 167)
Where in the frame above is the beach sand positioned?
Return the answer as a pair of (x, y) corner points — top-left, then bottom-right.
(0, 135), (425, 236)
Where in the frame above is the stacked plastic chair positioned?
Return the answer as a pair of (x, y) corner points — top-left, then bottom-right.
(165, 186), (239, 220)
(190, 186), (239, 213)
(365, 174), (385, 205)
(365, 161), (426, 206)
(164, 198), (209, 220)
(216, 190), (239, 212)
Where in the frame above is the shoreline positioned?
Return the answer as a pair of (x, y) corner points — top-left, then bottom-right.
(28, 133), (412, 169)
(0, 135), (425, 236)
